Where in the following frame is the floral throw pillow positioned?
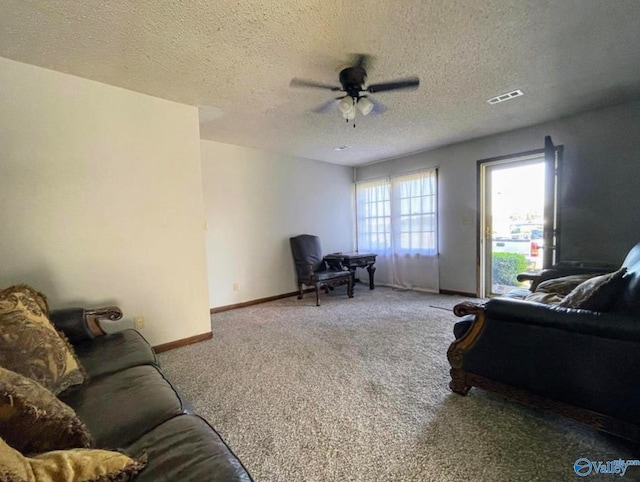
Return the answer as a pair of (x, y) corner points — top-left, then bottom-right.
(525, 273), (600, 305)
(0, 285), (85, 394)
(535, 273), (599, 296)
(524, 291), (565, 305)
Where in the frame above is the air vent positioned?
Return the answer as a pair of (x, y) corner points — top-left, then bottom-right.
(487, 89), (523, 105)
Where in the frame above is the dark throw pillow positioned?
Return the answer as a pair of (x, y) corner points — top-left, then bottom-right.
(0, 366), (92, 454)
(558, 268), (627, 312)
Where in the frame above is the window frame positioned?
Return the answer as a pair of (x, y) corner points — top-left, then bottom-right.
(356, 169), (438, 256)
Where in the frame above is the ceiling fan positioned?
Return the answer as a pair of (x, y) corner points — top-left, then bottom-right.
(289, 54), (419, 126)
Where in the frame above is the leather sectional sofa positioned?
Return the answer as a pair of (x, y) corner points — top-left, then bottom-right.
(448, 241), (640, 441)
(49, 307), (253, 482)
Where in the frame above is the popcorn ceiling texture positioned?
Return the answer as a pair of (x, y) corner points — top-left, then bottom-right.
(1, 0), (640, 165)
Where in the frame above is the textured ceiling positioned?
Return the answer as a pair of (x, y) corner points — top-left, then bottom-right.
(1, 0), (640, 166)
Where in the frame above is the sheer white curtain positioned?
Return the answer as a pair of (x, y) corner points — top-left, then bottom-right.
(356, 169), (439, 292)
(356, 178), (393, 286)
(389, 170), (439, 291)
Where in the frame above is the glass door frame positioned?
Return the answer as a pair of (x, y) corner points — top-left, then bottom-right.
(543, 136), (563, 268)
(477, 150), (546, 298)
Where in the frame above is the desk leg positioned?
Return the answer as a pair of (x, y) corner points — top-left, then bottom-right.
(367, 264), (376, 290)
(349, 268), (357, 288)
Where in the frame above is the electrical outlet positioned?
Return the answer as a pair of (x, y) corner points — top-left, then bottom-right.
(233, 282), (239, 291)
(133, 316), (145, 330)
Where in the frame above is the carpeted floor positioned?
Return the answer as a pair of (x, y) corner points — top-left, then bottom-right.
(159, 286), (638, 482)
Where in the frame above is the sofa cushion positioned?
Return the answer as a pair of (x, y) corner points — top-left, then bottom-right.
(0, 366), (91, 454)
(558, 268), (627, 312)
(59, 365), (187, 449)
(0, 436), (146, 482)
(0, 285), (85, 395)
(73, 329), (158, 379)
(125, 414), (252, 482)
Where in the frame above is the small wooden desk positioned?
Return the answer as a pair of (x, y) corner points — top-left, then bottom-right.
(324, 252), (377, 290)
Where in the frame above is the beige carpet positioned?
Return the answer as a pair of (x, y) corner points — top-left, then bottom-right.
(159, 286), (638, 482)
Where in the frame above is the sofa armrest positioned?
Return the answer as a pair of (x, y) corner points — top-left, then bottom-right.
(448, 298), (640, 431)
(449, 298), (640, 370)
(483, 297), (640, 342)
(516, 272), (539, 284)
(49, 306), (123, 344)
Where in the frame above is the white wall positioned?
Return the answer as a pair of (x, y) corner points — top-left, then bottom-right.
(201, 140), (354, 308)
(357, 101), (640, 295)
(0, 57), (211, 347)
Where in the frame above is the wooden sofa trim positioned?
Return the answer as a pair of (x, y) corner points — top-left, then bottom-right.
(85, 306), (123, 336)
(447, 301), (485, 372)
(450, 368), (640, 442)
(446, 301), (640, 442)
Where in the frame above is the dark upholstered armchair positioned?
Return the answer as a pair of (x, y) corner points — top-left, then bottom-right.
(290, 234), (353, 306)
(448, 242), (640, 441)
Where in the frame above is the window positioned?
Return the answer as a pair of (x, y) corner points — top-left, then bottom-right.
(357, 169), (437, 255)
(356, 178), (390, 253)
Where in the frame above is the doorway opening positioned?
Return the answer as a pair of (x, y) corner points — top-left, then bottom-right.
(478, 137), (562, 298)
(480, 156), (545, 296)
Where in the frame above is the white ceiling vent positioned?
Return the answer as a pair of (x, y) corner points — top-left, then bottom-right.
(487, 89), (523, 105)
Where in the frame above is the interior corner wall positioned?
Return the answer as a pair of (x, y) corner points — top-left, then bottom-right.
(200, 140), (354, 308)
(0, 57), (211, 347)
(356, 101), (640, 295)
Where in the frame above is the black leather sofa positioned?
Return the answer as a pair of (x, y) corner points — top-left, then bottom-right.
(448, 242), (640, 441)
(49, 307), (253, 482)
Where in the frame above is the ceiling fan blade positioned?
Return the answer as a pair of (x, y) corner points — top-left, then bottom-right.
(366, 77), (420, 93)
(367, 97), (387, 115)
(311, 97), (343, 114)
(290, 78), (342, 91)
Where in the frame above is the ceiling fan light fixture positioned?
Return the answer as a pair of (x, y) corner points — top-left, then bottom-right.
(357, 97), (374, 116)
(289, 55), (419, 126)
(338, 96), (354, 114)
(342, 105), (356, 120)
